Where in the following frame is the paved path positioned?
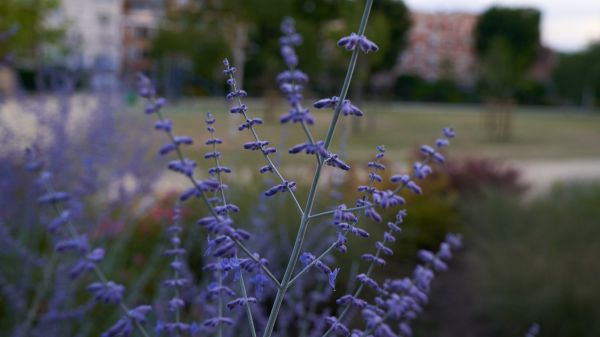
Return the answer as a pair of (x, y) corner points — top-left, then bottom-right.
(512, 159), (600, 196)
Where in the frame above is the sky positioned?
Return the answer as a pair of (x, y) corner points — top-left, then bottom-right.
(403, 0), (600, 52)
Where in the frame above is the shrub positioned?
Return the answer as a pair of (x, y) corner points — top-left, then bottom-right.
(2, 3), (466, 337)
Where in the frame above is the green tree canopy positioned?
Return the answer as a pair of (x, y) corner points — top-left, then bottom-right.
(0, 0), (63, 67)
(151, 0), (410, 96)
(553, 42), (600, 107)
(475, 6), (541, 98)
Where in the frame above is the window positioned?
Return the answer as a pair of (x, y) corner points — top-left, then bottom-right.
(134, 26), (150, 39)
(98, 13), (110, 26)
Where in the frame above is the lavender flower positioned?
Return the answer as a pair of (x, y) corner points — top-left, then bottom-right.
(525, 323), (540, 337)
(102, 305), (152, 337)
(223, 59), (300, 207)
(24, 149), (152, 336)
(337, 33), (379, 53)
(157, 205), (194, 334)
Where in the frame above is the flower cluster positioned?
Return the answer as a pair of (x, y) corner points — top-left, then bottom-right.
(223, 59), (300, 205)
(25, 149), (152, 337)
(18, 1), (475, 336)
(278, 18), (314, 126)
(155, 205), (197, 334)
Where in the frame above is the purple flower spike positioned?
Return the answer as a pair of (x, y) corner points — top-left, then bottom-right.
(264, 180), (297, 197)
(203, 317), (234, 328)
(525, 323), (541, 337)
(243, 140), (269, 151)
(325, 316), (350, 336)
(436, 138), (449, 148)
(442, 127), (455, 138)
(47, 210), (71, 233)
(314, 96), (339, 109)
(55, 235), (89, 254)
(445, 233), (463, 249)
(337, 33), (379, 53)
(281, 45), (298, 68)
(413, 162), (432, 180)
(37, 191), (70, 205)
(340, 100), (363, 116)
(87, 281), (125, 304)
(137, 73), (155, 98)
(226, 297), (257, 310)
(373, 190), (405, 209)
(155, 119), (173, 132)
(277, 70), (309, 84)
(101, 305), (151, 337)
(356, 273), (379, 290)
(328, 268), (340, 290)
(325, 154), (351, 171)
(223, 58), (236, 75)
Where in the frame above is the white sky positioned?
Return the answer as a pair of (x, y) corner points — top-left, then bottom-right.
(403, 0), (600, 52)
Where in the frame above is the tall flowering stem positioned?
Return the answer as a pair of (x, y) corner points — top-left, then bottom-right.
(355, 234), (462, 337)
(260, 2), (375, 337)
(137, 78), (281, 289)
(25, 150), (151, 337)
(156, 205), (195, 336)
(277, 18), (321, 166)
(287, 145), (387, 289)
(222, 62), (304, 215)
(205, 113), (258, 337)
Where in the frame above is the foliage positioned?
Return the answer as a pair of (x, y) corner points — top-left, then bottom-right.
(461, 183), (600, 337)
(150, 0), (410, 97)
(394, 75), (475, 103)
(445, 157), (527, 197)
(0, 0), (64, 67)
(475, 6), (541, 98)
(553, 42), (600, 108)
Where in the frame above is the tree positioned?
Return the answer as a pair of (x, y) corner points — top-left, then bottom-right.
(553, 42), (600, 108)
(321, 0), (409, 134)
(475, 6), (541, 140)
(0, 0), (64, 68)
(152, 0), (296, 96)
(151, 0), (411, 98)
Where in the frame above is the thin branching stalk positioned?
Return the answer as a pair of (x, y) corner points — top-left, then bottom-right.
(260, 2), (374, 337)
(19, 251), (58, 337)
(224, 72), (305, 216)
(40, 181), (151, 337)
(319, 154), (434, 337)
(209, 120), (258, 337)
(152, 108), (281, 289)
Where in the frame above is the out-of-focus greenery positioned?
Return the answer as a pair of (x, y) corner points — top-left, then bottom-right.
(0, 0), (64, 67)
(475, 6), (541, 99)
(150, 0), (409, 97)
(135, 100), (600, 167)
(394, 75), (478, 103)
(457, 183), (600, 337)
(553, 42), (600, 108)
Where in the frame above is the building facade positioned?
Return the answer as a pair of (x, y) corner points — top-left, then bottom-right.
(59, 0), (124, 89)
(398, 11), (478, 87)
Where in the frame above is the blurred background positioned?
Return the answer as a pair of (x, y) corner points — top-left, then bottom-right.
(1, 1), (599, 337)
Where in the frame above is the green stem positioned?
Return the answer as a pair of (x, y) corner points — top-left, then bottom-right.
(40, 181), (151, 337)
(217, 266), (224, 337)
(323, 0), (373, 150)
(287, 238), (340, 288)
(260, 2), (374, 337)
(210, 121), (257, 337)
(238, 271), (258, 337)
(309, 204), (372, 220)
(19, 252), (58, 336)
(154, 109), (281, 288)
(225, 77), (304, 216)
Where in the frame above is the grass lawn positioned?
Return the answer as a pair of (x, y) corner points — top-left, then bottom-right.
(137, 98), (600, 172)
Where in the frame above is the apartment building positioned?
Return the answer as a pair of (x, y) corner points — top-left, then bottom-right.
(398, 11), (478, 86)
